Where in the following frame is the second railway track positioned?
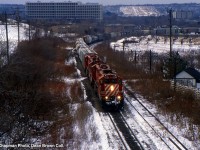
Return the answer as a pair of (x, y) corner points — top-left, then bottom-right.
(123, 85), (188, 150)
(108, 112), (144, 150)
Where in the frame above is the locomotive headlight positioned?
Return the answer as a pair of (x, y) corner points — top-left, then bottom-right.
(105, 96), (108, 100)
(117, 96), (121, 100)
(110, 85), (114, 91)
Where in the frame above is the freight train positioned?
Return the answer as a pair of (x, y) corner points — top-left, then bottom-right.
(75, 38), (124, 110)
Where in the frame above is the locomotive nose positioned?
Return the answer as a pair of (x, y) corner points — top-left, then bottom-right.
(110, 85), (114, 91)
(117, 95), (121, 100)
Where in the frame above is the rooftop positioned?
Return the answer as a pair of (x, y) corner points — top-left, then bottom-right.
(185, 67), (200, 82)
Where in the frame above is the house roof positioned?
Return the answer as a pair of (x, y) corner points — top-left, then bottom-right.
(184, 67), (200, 82)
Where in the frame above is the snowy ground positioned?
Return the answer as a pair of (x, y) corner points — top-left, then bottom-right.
(110, 36), (200, 56)
(0, 23), (29, 53)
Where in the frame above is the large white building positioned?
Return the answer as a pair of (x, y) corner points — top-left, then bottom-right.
(25, 1), (103, 21)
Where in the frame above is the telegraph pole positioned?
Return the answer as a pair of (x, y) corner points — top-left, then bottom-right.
(29, 21), (30, 41)
(174, 56), (177, 91)
(28, 20), (31, 41)
(150, 50), (152, 72)
(5, 12), (9, 63)
(169, 9), (172, 58)
(16, 9), (20, 44)
(134, 50), (137, 65)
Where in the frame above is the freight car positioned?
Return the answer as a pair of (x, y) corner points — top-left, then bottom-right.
(83, 34), (104, 45)
(76, 38), (124, 110)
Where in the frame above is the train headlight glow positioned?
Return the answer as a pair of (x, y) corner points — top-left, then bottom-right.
(110, 85), (114, 91)
(105, 96), (109, 100)
(117, 96), (121, 100)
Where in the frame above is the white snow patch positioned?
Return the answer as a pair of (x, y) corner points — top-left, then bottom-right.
(72, 102), (110, 150)
(120, 6), (161, 16)
(0, 24), (30, 53)
(65, 57), (76, 66)
(63, 77), (86, 84)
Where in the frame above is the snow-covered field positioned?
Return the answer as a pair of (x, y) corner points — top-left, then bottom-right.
(0, 23), (29, 53)
(110, 36), (200, 56)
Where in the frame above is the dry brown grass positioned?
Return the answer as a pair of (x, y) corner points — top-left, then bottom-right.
(0, 37), (79, 144)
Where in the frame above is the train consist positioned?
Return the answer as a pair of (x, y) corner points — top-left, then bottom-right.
(75, 38), (124, 109)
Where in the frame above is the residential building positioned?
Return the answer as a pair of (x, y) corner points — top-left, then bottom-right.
(175, 67), (200, 90)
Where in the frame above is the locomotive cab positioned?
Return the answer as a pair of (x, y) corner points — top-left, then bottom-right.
(98, 71), (124, 109)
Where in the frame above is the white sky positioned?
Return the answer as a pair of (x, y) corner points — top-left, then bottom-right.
(0, 0), (199, 5)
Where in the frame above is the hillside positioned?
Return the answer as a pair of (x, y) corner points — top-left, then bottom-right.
(119, 6), (160, 17)
(104, 3), (200, 17)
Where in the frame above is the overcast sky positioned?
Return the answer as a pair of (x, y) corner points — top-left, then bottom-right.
(0, 0), (199, 5)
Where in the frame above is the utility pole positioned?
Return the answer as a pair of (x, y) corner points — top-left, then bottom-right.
(174, 54), (177, 91)
(150, 50), (152, 72)
(122, 41), (125, 58)
(2, 11), (17, 63)
(123, 41), (125, 52)
(168, 9), (173, 79)
(28, 20), (31, 41)
(113, 45), (115, 52)
(5, 12), (9, 63)
(16, 9), (20, 44)
(134, 50), (137, 65)
(169, 9), (172, 58)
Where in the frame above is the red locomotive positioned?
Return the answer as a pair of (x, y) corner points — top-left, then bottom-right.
(76, 38), (124, 109)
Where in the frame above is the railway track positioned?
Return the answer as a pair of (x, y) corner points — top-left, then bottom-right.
(123, 86), (188, 150)
(107, 112), (144, 150)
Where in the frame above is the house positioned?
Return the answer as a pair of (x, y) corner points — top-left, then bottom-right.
(175, 67), (200, 90)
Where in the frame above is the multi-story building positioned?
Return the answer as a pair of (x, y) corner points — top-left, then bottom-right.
(0, 4), (25, 19)
(25, 2), (103, 21)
